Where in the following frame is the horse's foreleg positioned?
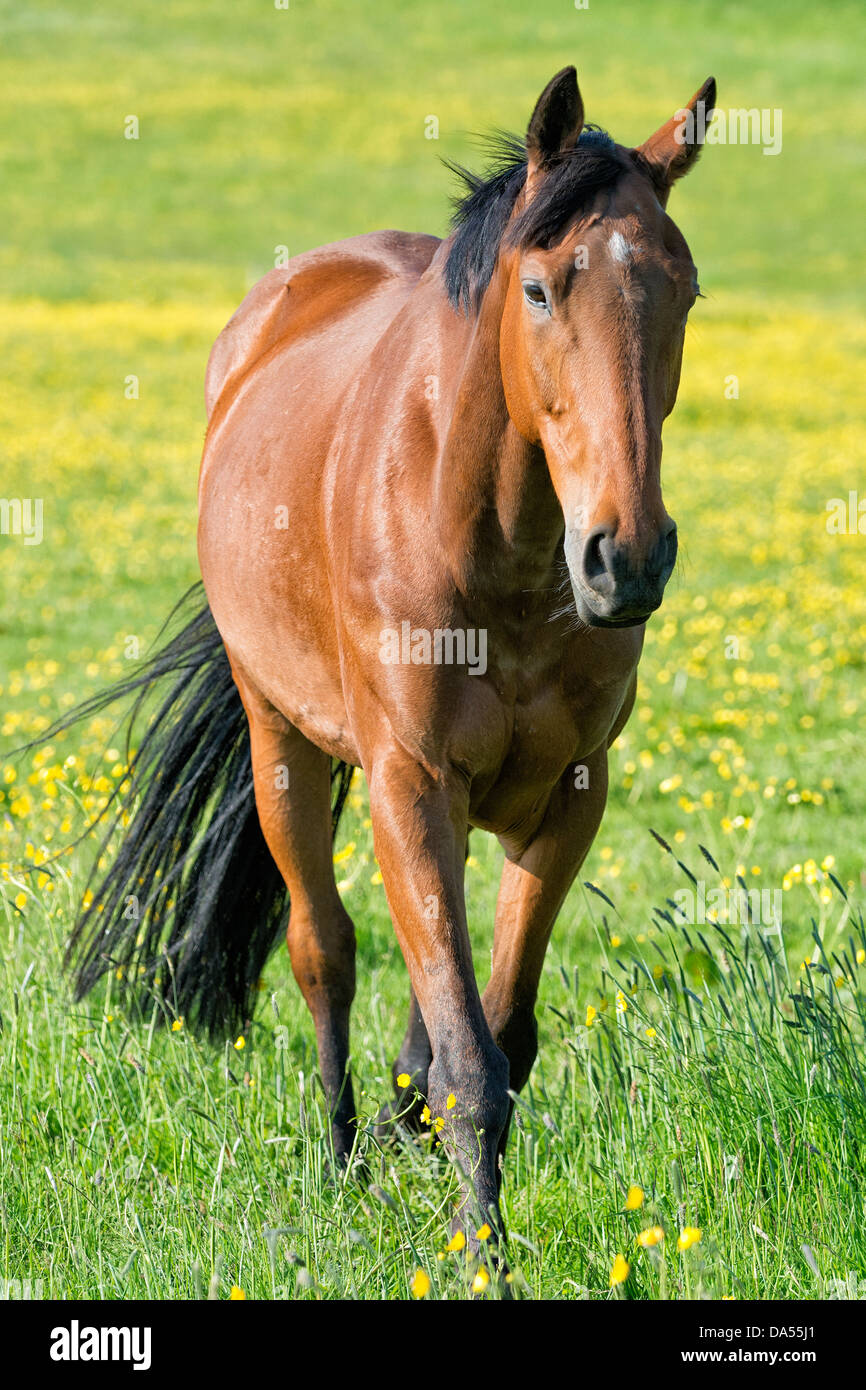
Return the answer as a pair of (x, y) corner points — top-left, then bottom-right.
(368, 749), (509, 1240)
(482, 748), (609, 1172)
(235, 668), (359, 1163)
(377, 832), (476, 1136)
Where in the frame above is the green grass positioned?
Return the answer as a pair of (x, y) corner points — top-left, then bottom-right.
(1, 0), (865, 1299)
(4, 841), (866, 1299)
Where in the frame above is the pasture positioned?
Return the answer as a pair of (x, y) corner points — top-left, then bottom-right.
(1, 0), (865, 1299)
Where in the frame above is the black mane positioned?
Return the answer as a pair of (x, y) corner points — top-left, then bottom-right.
(443, 127), (626, 314)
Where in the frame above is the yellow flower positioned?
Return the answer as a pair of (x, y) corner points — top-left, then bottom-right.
(229, 1286), (245, 1300)
(396, 1072), (410, 1087)
(332, 840), (356, 864)
(678, 1226), (702, 1251)
(637, 1226), (665, 1248)
(624, 1185), (644, 1211)
(421, 1104), (431, 1124)
(234, 1035), (245, 1051)
(472, 1268), (490, 1294)
(585, 1005), (597, 1027)
(446, 1093), (456, 1110)
(645, 1028), (657, 1040)
(410, 1269), (430, 1299)
(14, 892), (26, 910)
(446, 1230), (466, 1253)
(610, 934), (622, 948)
(476, 1223), (492, 1241)
(857, 949), (866, 966)
(172, 1018), (184, 1032)
(615, 990), (628, 1014)
(370, 869), (383, 885)
(609, 1254), (630, 1287)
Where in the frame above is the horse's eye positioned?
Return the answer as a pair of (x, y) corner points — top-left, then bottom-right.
(522, 281), (550, 312)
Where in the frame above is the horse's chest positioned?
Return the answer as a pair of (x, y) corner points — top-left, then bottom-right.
(510, 675), (622, 773)
(467, 653), (634, 835)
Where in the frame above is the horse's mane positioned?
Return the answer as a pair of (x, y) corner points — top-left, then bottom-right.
(443, 126), (626, 314)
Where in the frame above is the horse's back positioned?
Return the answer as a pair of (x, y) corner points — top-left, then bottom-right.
(204, 229), (441, 419)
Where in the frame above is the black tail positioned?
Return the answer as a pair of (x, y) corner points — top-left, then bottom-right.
(32, 583), (353, 1039)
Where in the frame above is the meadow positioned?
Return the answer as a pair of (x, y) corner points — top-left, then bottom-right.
(1, 0), (865, 1300)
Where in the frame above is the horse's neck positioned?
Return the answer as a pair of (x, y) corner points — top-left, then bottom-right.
(431, 266), (564, 602)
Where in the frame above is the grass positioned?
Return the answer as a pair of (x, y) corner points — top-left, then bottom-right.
(4, 837), (865, 1299)
(1, 0), (865, 1299)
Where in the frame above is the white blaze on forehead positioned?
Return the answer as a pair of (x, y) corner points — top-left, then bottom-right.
(608, 230), (637, 264)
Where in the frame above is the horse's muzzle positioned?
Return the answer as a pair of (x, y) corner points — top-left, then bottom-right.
(568, 520), (678, 627)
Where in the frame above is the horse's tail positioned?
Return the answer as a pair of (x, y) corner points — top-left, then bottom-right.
(34, 583), (353, 1039)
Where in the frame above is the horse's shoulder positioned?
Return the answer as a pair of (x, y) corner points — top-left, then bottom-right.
(205, 231), (440, 416)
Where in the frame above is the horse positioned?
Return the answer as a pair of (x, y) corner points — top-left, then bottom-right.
(58, 65), (716, 1256)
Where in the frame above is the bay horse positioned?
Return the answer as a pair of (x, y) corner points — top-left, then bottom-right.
(61, 66), (715, 1253)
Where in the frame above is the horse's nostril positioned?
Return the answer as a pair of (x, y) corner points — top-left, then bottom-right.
(582, 525), (613, 588)
(656, 524), (678, 578)
(645, 522), (678, 580)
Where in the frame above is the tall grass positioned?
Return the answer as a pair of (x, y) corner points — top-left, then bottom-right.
(2, 811), (863, 1300)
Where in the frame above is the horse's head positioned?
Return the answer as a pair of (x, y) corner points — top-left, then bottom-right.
(496, 68), (715, 628)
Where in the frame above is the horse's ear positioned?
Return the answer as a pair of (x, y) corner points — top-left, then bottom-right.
(633, 77), (716, 201)
(526, 67), (585, 185)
